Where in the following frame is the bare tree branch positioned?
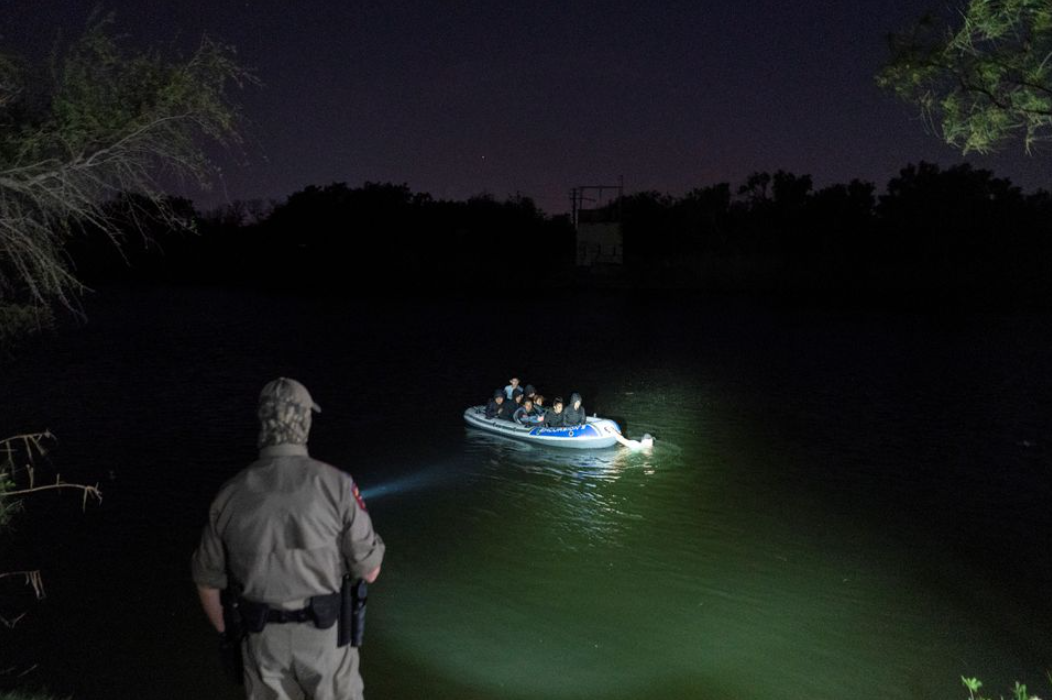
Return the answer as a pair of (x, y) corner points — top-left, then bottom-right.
(0, 570), (45, 601)
(0, 16), (253, 322)
(2, 478), (102, 508)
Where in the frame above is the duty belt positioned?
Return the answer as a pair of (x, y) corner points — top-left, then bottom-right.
(236, 592), (341, 633)
(266, 607), (313, 624)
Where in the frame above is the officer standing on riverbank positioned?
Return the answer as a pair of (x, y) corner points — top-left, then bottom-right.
(192, 377), (385, 700)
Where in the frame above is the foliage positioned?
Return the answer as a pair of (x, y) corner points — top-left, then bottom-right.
(232, 181), (569, 287)
(68, 165), (1052, 305)
(962, 674), (1049, 700)
(0, 431), (101, 625)
(877, 0), (1052, 154)
(0, 11), (251, 320)
(0, 304), (52, 347)
(0, 430), (100, 697)
(0, 433), (50, 529)
(0, 433), (101, 520)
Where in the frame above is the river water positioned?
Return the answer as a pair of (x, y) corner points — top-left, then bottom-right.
(0, 285), (1048, 699)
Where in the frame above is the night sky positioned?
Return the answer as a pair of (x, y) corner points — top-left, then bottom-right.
(4, 0), (1049, 213)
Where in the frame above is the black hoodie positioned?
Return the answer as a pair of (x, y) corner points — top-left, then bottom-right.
(562, 392), (586, 425)
(499, 396), (519, 420)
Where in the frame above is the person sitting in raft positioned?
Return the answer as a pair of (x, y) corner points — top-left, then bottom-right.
(499, 392), (519, 421)
(523, 384), (537, 403)
(544, 397), (566, 428)
(485, 391), (505, 419)
(508, 392), (526, 419)
(532, 394), (546, 417)
(513, 398), (537, 426)
(503, 377), (523, 400)
(527, 397), (545, 424)
(562, 392), (586, 426)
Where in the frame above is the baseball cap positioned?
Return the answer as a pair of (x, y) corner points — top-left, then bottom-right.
(259, 377), (322, 413)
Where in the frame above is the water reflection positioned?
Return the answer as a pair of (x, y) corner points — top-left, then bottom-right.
(464, 428), (674, 477)
(373, 427), (716, 698)
(0, 288), (1048, 700)
(464, 428), (641, 548)
(378, 402), (1045, 700)
(466, 428), (622, 474)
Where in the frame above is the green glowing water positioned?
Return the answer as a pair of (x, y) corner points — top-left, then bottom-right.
(367, 379), (1047, 700)
(0, 287), (1047, 699)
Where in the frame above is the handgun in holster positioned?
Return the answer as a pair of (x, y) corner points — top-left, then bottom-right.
(219, 585), (245, 685)
(337, 575), (368, 648)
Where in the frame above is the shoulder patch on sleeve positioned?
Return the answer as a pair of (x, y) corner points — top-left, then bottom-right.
(352, 482), (368, 511)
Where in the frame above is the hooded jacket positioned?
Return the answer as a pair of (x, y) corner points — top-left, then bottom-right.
(562, 392), (586, 426)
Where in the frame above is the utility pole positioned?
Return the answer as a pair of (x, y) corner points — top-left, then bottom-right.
(569, 178), (624, 228)
(570, 177), (626, 268)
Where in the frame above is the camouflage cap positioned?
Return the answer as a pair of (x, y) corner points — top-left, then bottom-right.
(258, 377), (322, 413)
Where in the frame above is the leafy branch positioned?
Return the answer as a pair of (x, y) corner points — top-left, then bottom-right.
(0, 432), (100, 609)
(0, 11), (254, 324)
(878, 0), (1052, 154)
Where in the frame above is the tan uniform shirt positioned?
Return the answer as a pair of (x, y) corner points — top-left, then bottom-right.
(191, 444), (384, 605)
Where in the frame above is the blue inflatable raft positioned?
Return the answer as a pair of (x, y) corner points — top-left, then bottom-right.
(463, 405), (622, 449)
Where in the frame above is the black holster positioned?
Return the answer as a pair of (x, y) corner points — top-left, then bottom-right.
(237, 598), (270, 633)
(337, 576), (368, 648)
(219, 587), (245, 686)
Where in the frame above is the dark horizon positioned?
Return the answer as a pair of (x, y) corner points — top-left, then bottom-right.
(3, 1), (1050, 215)
(64, 161), (1052, 315)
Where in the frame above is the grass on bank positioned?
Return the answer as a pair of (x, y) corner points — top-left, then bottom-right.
(964, 674), (1052, 700)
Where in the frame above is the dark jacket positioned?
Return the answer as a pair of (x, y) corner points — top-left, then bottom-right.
(562, 393), (586, 425)
(543, 408), (566, 428)
(512, 406), (532, 425)
(499, 398), (518, 421)
(485, 397), (503, 419)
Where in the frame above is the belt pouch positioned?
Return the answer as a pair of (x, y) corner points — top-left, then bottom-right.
(309, 592), (341, 629)
(238, 599), (270, 634)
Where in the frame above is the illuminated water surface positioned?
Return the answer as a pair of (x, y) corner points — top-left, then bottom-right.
(0, 287), (1047, 699)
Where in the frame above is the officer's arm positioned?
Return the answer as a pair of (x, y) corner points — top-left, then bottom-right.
(341, 481), (385, 581)
(197, 584), (225, 633)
